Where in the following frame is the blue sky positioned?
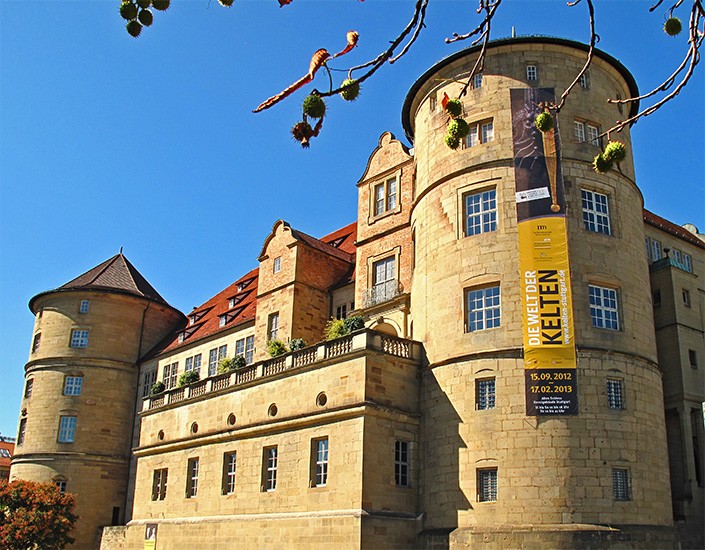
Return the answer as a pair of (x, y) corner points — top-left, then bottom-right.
(1, 0), (703, 438)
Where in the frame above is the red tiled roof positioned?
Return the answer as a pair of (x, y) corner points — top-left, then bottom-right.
(644, 210), (705, 250)
(0, 440), (14, 469)
(145, 223), (358, 360)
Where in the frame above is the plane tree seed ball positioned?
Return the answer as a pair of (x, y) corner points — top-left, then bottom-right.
(447, 118), (469, 139)
(152, 0), (170, 11)
(664, 17), (682, 36)
(604, 141), (627, 163)
(444, 133), (461, 150)
(593, 153), (613, 174)
(219, 0), (235, 6)
(340, 79), (360, 101)
(535, 112), (554, 133)
(120, 1), (138, 20)
(136, 0), (151, 8)
(302, 95), (326, 119)
(292, 121), (313, 143)
(126, 20), (142, 37)
(445, 99), (462, 118)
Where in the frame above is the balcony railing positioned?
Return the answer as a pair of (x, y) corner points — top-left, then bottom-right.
(361, 281), (404, 309)
(144, 329), (421, 412)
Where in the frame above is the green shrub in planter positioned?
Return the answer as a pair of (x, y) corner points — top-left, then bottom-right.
(343, 315), (365, 333)
(267, 339), (288, 357)
(150, 381), (165, 395)
(289, 338), (307, 351)
(233, 355), (247, 369)
(217, 357), (234, 374)
(178, 370), (200, 387)
(324, 319), (347, 340)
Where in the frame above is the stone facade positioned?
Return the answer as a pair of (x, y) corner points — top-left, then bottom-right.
(10, 37), (704, 549)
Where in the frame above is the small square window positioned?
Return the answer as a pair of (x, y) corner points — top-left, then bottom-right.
(64, 376), (83, 396)
(395, 440), (410, 487)
(478, 468), (497, 502)
(273, 256), (281, 274)
(466, 285), (501, 332)
(58, 416), (76, 443)
(607, 379), (625, 409)
(186, 458), (199, 498)
(526, 65), (537, 81)
(612, 468), (631, 501)
(55, 480), (67, 493)
(311, 438), (329, 487)
(70, 330), (89, 349)
(223, 452), (237, 495)
(263, 446), (278, 492)
(589, 285), (620, 330)
(476, 378), (496, 410)
(152, 468), (168, 501)
(79, 300), (90, 313)
(689, 349), (698, 369)
(473, 74), (483, 89)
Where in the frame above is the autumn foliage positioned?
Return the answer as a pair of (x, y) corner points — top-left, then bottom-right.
(0, 479), (78, 550)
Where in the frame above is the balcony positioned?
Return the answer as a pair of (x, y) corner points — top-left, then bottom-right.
(361, 280), (404, 309)
(143, 329), (422, 413)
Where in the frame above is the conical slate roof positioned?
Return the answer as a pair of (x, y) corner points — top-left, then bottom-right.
(30, 253), (169, 312)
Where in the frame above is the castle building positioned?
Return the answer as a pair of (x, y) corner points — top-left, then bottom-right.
(10, 37), (704, 550)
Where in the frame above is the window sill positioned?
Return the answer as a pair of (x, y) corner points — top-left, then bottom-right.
(368, 206), (401, 225)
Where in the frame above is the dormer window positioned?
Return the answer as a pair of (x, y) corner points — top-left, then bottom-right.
(178, 333), (185, 343)
(220, 315), (227, 328)
(229, 298), (235, 309)
(189, 315), (196, 326)
(237, 284), (243, 292)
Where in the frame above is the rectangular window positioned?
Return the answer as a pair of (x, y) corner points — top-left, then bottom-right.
(209, 349), (218, 377)
(0, 449), (10, 458)
(645, 237), (651, 261)
(24, 379), (33, 399)
(574, 120), (586, 142)
(429, 95), (437, 111)
(151, 468), (168, 501)
(32, 333), (41, 353)
(468, 125), (478, 147)
(374, 183), (385, 216)
(652, 290), (661, 309)
(185, 356), (193, 372)
(263, 446), (278, 491)
(478, 468), (498, 502)
(192, 354), (201, 375)
(683, 289), (691, 307)
(70, 329), (89, 349)
(689, 349), (698, 369)
(466, 119), (494, 147)
(395, 440), (409, 487)
(228, 298), (235, 309)
(223, 452), (237, 495)
(169, 362), (179, 389)
(673, 249), (682, 263)
(579, 72), (590, 89)
(312, 438), (329, 487)
(476, 378), (496, 410)
(236, 339), (245, 359)
(273, 256), (281, 273)
(186, 458), (199, 498)
(587, 124), (600, 146)
(371, 257), (397, 305)
(652, 240), (662, 260)
(64, 376), (83, 396)
(607, 378), (625, 409)
(79, 300), (90, 313)
(218, 345), (227, 363)
(219, 315), (227, 328)
(683, 253), (692, 272)
(466, 285), (501, 332)
(373, 177), (398, 217)
(526, 65), (537, 81)
(612, 468), (631, 501)
(142, 370), (157, 398)
(481, 121), (494, 143)
(473, 73), (483, 89)
(589, 285), (620, 330)
(58, 416), (76, 443)
(387, 177), (397, 211)
(464, 189), (497, 236)
(336, 304), (347, 320)
(581, 189), (611, 235)
(245, 336), (254, 365)
(55, 481), (67, 493)
(17, 418), (27, 445)
(268, 313), (279, 341)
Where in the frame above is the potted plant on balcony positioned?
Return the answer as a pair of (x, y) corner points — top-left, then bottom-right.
(289, 338), (307, 351)
(178, 370), (200, 387)
(150, 381), (165, 395)
(324, 319), (347, 340)
(267, 339), (288, 357)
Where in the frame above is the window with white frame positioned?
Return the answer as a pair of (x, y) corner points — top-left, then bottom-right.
(464, 189), (497, 236)
(607, 378), (625, 409)
(312, 438), (329, 487)
(218, 345), (228, 365)
(79, 300), (90, 313)
(223, 452), (237, 495)
(142, 370), (157, 398)
(683, 253), (692, 272)
(645, 237), (651, 261)
(55, 480), (67, 493)
(652, 239), (662, 261)
(589, 285), (620, 330)
(581, 189), (611, 235)
(467, 119), (494, 147)
(219, 315), (227, 328)
(526, 65), (537, 81)
(574, 120), (586, 142)
(228, 298), (235, 309)
(395, 440), (409, 487)
(478, 468), (498, 502)
(476, 378), (496, 410)
(163, 362), (178, 389)
(245, 336), (254, 364)
(263, 446), (278, 491)
(473, 73), (483, 89)
(373, 177), (398, 217)
(185, 356), (193, 372)
(672, 249), (682, 264)
(466, 285), (501, 332)
(235, 339), (245, 359)
(151, 468), (167, 501)
(209, 349), (218, 376)
(371, 257), (397, 305)
(587, 124), (600, 146)
(336, 304), (347, 320)
(70, 329), (89, 349)
(612, 468), (631, 501)
(0, 449), (10, 459)
(64, 376), (83, 396)
(186, 458), (199, 498)
(58, 416), (76, 443)
(273, 256), (281, 273)
(574, 120), (599, 145)
(579, 72), (590, 88)
(268, 313), (279, 341)
(429, 95), (437, 111)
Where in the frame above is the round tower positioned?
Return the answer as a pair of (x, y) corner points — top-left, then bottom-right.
(403, 37), (676, 547)
(10, 253), (183, 549)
